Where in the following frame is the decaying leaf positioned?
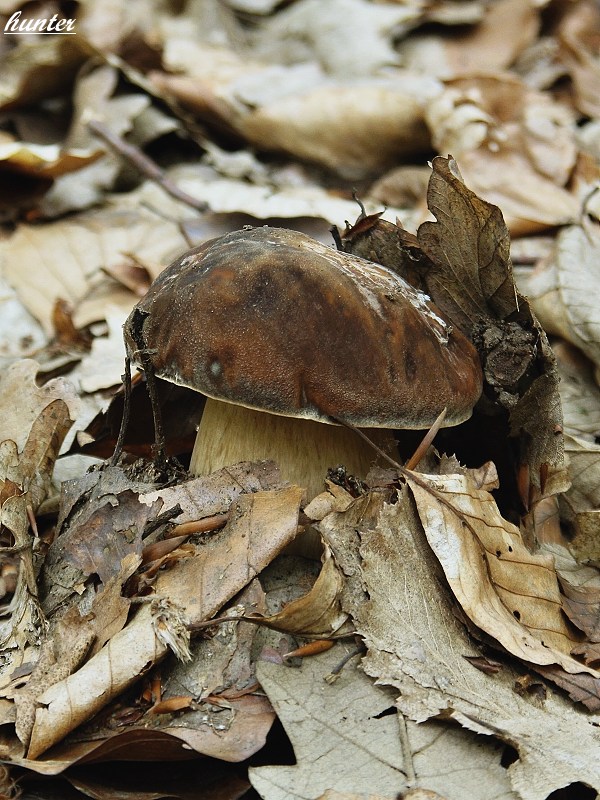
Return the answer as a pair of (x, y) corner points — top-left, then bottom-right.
(406, 469), (592, 674)
(16, 483), (303, 759)
(250, 645), (516, 800)
(316, 490), (600, 800)
(0, 361), (79, 658)
(526, 224), (600, 374)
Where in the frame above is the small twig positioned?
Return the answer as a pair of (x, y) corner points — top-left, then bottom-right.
(404, 407), (447, 471)
(88, 118), (208, 214)
(398, 713), (417, 787)
(324, 643), (364, 683)
(110, 356), (132, 466)
(166, 513), (229, 539)
(142, 353), (167, 471)
(351, 190), (367, 221)
(125, 308), (168, 472)
(26, 506), (38, 538)
(337, 417), (509, 591)
(332, 416), (403, 472)
(330, 225), (344, 252)
(143, 504), (183, 537)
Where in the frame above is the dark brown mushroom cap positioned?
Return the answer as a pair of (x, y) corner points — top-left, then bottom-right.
(124, 226), (482, 428)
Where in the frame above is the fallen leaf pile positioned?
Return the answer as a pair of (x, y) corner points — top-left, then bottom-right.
(1, 2), (600, 799)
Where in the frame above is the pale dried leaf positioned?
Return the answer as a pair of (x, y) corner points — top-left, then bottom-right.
(251, 0), (417, 77)
(397, 0), (539, 78)
(0, 360), (78, 453)
(457, 149), (579, 237)
(163, 166), (409, 229)
(24, 485), (303, 758)
(77, 306), (127, 393)
(537, 226), (600, 371)
(0, 276), (46, 369)
(250, 645), (515, 800)
(407, 470), (592, 674)
(317, 491), (600, 800)
(1, 208), (188, 333)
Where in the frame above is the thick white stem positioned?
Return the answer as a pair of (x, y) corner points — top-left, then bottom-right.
(190, 398), (397, 501)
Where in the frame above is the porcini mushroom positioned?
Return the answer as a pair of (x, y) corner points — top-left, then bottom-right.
(124, 226), (482, 499)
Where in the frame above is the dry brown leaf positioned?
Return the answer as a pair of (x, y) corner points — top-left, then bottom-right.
(0, 361), (79, 656)
(417, 157), (563, 482)
(151, 35), (431, 178)
(558, 1), (600, 119)
(0, 37), (85, 110)
(239, 83), (429, 178)
(560, 579), (600, 643)
(406, 469), (593, 674)
(303, 483), (355, 521)
(88, 552), (142, 656)
(316, 491), (600, 799)
(526, 225), (600, 373)
(250, 645), (515, 800)
(1, 207), (188, 334)
(397, 0), (539, 78)
(19, 484), (303, 759)
(7, 607), (95, 751)
(44, 488), (161, 588)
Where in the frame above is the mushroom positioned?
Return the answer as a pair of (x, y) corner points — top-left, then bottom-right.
(124, 226), (482, 499)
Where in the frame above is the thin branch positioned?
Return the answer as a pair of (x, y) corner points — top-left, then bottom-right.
(110, 356), (132, 466)
(88, 118), (208, 214)
(405, 407), (447, 470)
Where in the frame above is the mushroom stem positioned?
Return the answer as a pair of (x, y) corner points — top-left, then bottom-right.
(190, 398), (398, 500)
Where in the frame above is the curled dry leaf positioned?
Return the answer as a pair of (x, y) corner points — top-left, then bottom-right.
(18, 485), (303, 759)
(0, 361), (78, 656)
(316, 490), (600, 800)
(406, 469), (594, 675)
(526, 224), (600, 374)
(0, 140), (101, 180)
(250, 645), (515, 800)
(254, 545), (349, 639)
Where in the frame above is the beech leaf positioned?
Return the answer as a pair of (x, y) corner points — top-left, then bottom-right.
(406, 470), (592, 675)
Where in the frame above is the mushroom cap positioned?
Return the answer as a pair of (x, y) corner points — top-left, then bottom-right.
(125, 226), (482, 428)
